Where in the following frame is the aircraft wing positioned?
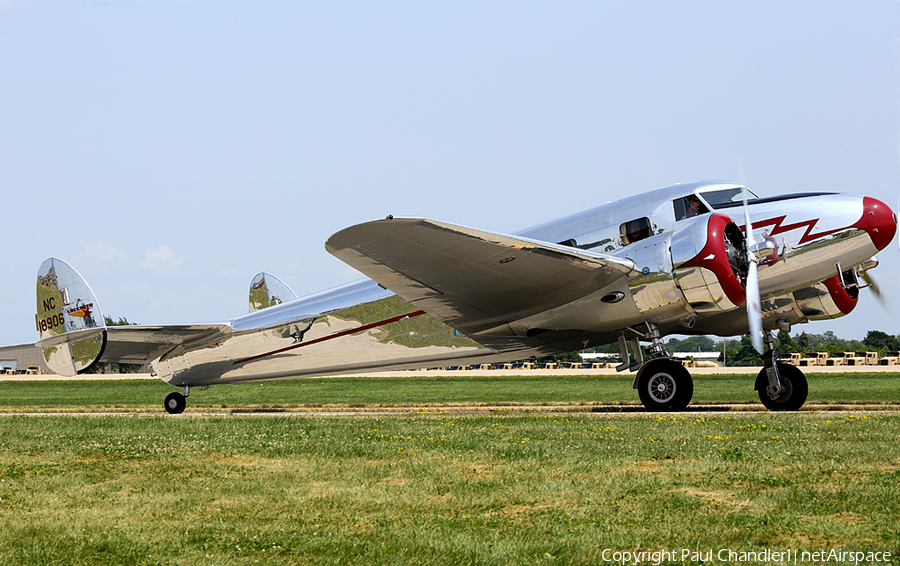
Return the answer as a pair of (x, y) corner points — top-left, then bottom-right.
(325, 217), (635, 336)
(100, 324), (232, 366)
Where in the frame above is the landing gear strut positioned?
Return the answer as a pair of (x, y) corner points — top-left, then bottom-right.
(755, 332), (808, 411)
(164, 386), (190, 415)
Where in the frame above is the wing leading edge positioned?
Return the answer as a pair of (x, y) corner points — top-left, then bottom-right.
(325, 217), (635, 339)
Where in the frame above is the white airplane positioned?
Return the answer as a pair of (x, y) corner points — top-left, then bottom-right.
(34, 181), (897, 413)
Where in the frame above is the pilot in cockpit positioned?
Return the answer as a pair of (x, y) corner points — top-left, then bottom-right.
(675, 194), (709, 220)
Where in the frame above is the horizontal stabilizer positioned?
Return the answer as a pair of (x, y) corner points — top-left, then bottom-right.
(101, 324), (233, 366)
(36, 257), (234, 374)
(326, 218), (634, 335)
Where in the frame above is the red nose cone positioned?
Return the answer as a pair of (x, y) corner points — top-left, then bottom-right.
(861, 197), (897, 251)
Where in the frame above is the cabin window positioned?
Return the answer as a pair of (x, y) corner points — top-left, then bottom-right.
(620, 217), (651, 245)
(674, 194), (709, 221)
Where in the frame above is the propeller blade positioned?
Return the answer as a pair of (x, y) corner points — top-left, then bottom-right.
(860, 270), (882, 302)
(861, 269), (891, 313)
(747, 260), (764, 353)
(742, 189), (764, 354)
(742, 189), (757, 248)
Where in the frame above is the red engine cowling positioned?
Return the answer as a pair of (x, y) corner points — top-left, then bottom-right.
(672, 213), (748, 313)
(626, 213), (748, 324)
(790, 274), (859, 320)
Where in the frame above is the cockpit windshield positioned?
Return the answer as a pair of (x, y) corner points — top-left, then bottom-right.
(699, 187), (759, 209)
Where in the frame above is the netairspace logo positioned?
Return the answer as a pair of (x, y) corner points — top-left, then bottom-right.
(599, 548), (892, 565)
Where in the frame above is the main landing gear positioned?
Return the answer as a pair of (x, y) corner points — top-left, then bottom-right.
(754, 333), (808, 411)
(636, 358), (694, 412)
(164, 386), (191, 415)
(621, 324), (694, 412)
(622, 325), (808, 412)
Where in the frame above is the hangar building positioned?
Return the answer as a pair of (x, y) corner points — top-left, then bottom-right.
(0, 343), (50, 374)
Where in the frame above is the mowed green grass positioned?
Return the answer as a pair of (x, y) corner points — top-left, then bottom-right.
(1, 371), (899, 412)
(0, 413), (898, 565)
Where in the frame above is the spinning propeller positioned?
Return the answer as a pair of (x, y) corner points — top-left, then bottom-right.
(742, 191), (765, 354)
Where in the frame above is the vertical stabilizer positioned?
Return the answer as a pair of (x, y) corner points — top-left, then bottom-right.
(35, 258), (107, 376)
(248, 272), (298, 312)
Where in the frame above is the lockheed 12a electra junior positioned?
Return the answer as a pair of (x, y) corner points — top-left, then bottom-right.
(34, 181), (897, 413)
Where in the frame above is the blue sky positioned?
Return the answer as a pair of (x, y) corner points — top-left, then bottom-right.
(1, 1), (898, 347)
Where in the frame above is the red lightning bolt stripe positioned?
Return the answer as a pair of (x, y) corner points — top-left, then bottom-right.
(740, 215), (853, 245)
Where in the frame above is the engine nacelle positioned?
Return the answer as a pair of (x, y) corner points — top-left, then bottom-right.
(790, 274), (859, 320)
(626, 213), (748, 325)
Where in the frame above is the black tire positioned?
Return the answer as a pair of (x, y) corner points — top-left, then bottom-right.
(756, 363), (808, 411)
(164, 392), (187, 414)
(637, 359), (694, 412)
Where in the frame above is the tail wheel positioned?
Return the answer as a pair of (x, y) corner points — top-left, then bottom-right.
(756, 363), (808, 411)
(164, 392), (187, 415)
(637, 359), (694, 412)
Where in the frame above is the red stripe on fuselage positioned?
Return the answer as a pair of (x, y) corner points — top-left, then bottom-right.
(232, 310), (427, 365)
(740, 215), (845, 246)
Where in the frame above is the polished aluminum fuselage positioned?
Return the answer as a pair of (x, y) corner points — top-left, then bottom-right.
(152, 181), (891, 387)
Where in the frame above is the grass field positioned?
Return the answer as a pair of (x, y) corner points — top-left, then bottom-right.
(0, 412), (898, 565)
(1, 371), (899, 412)
(0, 374), (898, 565)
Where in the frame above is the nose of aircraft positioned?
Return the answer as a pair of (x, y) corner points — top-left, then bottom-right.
(861, 197), (897, 251)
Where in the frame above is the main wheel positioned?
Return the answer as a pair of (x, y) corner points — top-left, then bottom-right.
(637, 359), (694, 412)
(164, 392), (187, 414)
(756, 363), (808, 411)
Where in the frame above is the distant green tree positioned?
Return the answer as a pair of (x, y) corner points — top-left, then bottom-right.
(796, 332), (809, 353)
(582, 342), (622, 354)
(551, 351), (583, 363)
(727, 336), (763, 366)
(776, 331), (799, 353)
(863, 330), (900, 352)
(820, 331), (852, 353)
(105, 316), (135, 327)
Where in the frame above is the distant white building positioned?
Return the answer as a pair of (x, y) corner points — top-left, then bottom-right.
(580, 351), (720, 364)
(671, 352), (721, 360)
